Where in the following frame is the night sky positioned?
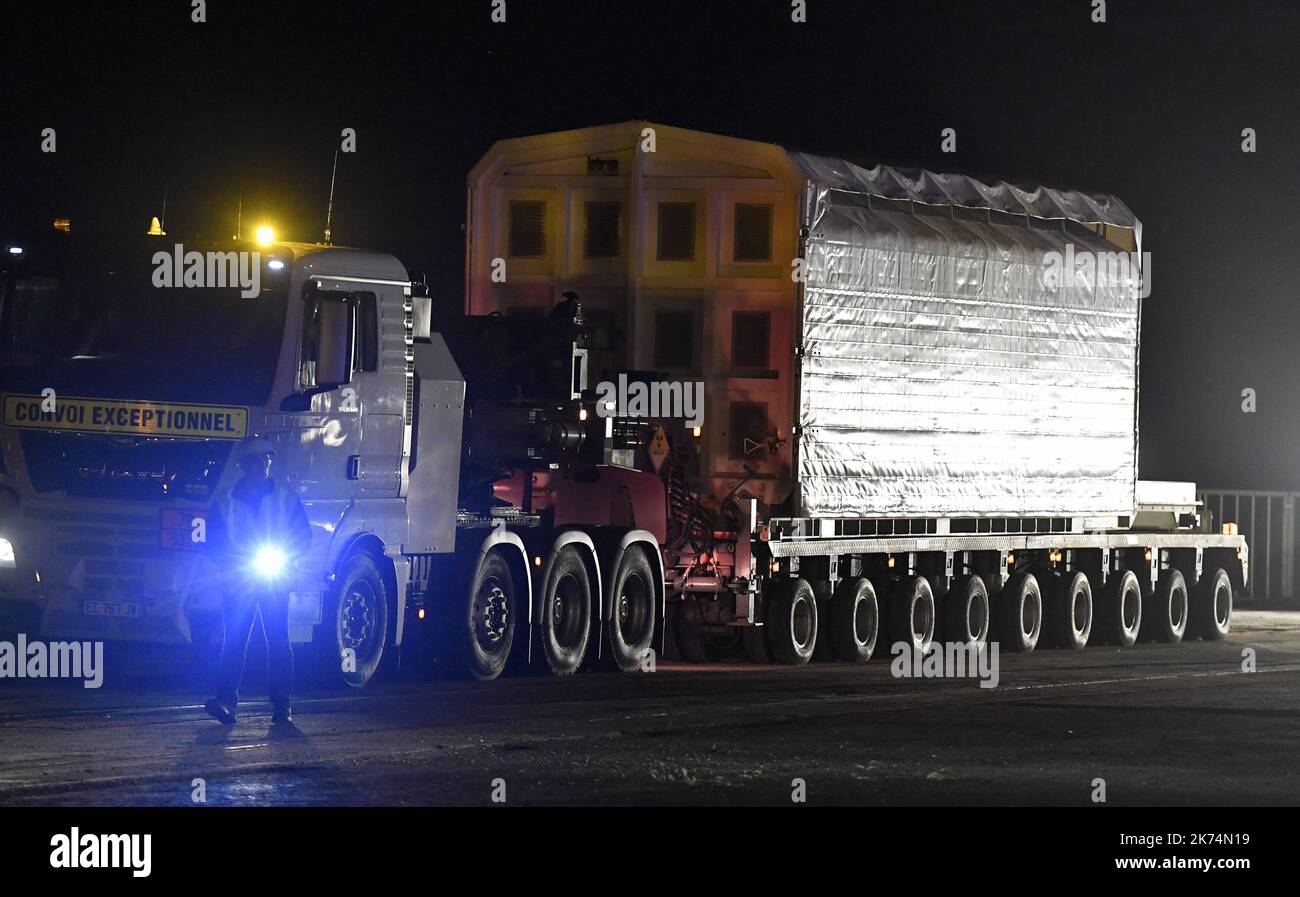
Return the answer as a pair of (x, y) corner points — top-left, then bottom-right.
(3, 0), (1298, 489)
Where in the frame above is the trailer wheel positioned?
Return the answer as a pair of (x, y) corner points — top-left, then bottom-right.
(1142, 569), (1188, 643)
(944, 575), (989, 648)
(812, 581), (836, 662)
(830, 577), (879, 662)
(539, 546), (592, 675)
(889, 577), (936, 654)
(604, 546), (657, 672)
(450, 548), (517, 681)
(1193, 567), (1232, 641)
(320, 552), (392, 687)
(1097, 569), (1142, 647)
(1048, 571), (1092, 649)
(768, 578), (819, 665)
(998, 573), (1042, 653)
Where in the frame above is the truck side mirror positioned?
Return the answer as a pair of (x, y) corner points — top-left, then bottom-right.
(316, 297), (353, 388)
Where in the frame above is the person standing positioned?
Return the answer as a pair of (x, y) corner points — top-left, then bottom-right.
(204, 436), (311, 726)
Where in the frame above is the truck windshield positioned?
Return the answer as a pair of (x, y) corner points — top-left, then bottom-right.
(0, 240), (288, 406)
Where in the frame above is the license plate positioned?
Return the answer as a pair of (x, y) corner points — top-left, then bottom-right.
(83, 600), (141, 618)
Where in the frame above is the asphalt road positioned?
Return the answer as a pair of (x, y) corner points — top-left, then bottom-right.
(2, 611), (1299, 806)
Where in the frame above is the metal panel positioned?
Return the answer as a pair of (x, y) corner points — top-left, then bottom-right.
(764, 529), (1244, 558)
(795, 188), (1140, 519)
(403, 335), (465, 554)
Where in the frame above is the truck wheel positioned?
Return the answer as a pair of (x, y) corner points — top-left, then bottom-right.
(831, 577), (879, 662)
(889, 576), (935, 654)
(998, 573), (1042, 653)
(945, 575), (989, 648)
(321, 552), (392, 688)
(539, 546), (592, 675)
(451, 548), (517, 681)
(742, 625), (771, 663)
(605, 546), (657, 672)
(1193, 567), (1232, 640)
(1048, 571), (1092, 649)
(1097, 569), (1142, 647)
(768, 578), (818, 665)
(1142, 569), (1188, 643)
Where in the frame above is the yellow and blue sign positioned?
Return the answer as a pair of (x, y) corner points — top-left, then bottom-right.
(3, 394), (248, 440)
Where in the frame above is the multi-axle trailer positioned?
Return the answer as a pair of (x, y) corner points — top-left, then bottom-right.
(0, 123), (1246, 685)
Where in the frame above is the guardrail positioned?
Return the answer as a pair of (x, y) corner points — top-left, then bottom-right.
(1198, 489), (1296, 604)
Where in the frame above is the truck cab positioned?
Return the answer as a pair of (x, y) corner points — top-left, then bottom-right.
(0, 230), (422, 683)
(0, 228), (668, 687)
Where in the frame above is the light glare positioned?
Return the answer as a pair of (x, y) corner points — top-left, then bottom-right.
(251, 545), (287, 578)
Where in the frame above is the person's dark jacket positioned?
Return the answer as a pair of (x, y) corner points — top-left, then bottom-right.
(207, 477), (312, 566)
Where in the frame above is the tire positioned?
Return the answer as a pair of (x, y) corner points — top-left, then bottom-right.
(830, 577), (879, 662)
(319, 552), (392, 687)
(1142, 569), (1189, 643)
(1097, 569), (1142, 647)
(944, 575), (990, 648)
(889, 576), (936, 654)
(1193, 567), (1232, 641)
(998, 573), (1042, 653)
(1048, 571), (1092, 649)
(604, 546), (657, 672)
(768, 578), (818, 665)
(742, 625), (771, 663)
(812, 581), (835, 661)
(539, 545), (592, 675)
(446, 548), (517, 681)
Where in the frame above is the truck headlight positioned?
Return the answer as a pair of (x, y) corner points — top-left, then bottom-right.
(251, 545), (287, 579)
(0, 537), (14, 569)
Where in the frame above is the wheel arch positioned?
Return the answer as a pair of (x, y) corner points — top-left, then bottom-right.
(326, 531), (399, 647)
(473, 526), (534, 630)
(1203, 546), (1246, 593)
(593, 529), (665, 660)
(538, 530), (603, 653)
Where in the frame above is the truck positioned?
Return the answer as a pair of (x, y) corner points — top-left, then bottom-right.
(0, 127), (1246, 684)
(0, 228), (676, 683)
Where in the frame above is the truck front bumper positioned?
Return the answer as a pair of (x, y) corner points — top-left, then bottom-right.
(0, 500), (228, 644)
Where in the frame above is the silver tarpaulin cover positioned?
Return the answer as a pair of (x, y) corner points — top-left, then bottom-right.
(794, 160), (1141, 519)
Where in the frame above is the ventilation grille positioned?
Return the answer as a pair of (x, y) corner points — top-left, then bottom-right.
(653, 310), (694, 369)
(731, 310), (771, 370)
(508, 200), (546, 258)
(584, 201), (621, 259)
(657, 202), (696, 261)
(734, 203), (773, 261)
(403, 291), (415, 425)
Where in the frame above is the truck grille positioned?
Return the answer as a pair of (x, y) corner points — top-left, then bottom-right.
(20, 431), (229, 502)
(25, 505), (167, 601)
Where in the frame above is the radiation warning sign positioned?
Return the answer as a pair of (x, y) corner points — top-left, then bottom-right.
(648, 425), (670, 472)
